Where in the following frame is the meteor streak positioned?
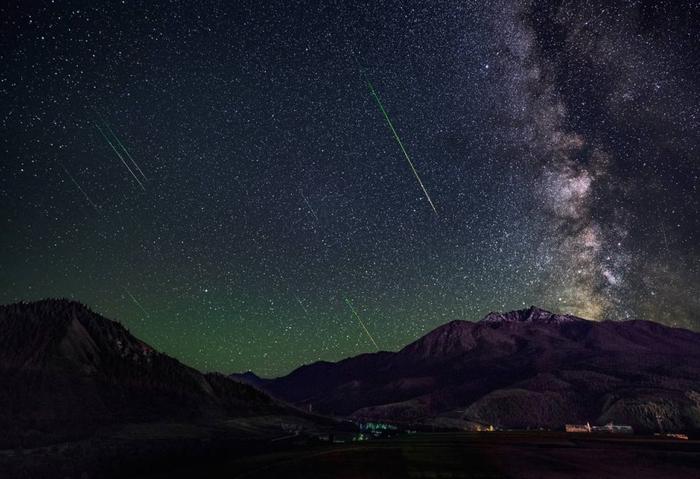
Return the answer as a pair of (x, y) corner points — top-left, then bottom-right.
(57, 161), (100, 212)
(95, 123), (147, 191)
(104, 122), (148, 181)
(300, 190), (319, 222)
(657, 206), (670, 256)
(92, 106), (148, 182)
(124, 287), (149, 317)
(344, 298), (379, 351)
(294, 294), (309, 315)
(364, 78), (438, 216)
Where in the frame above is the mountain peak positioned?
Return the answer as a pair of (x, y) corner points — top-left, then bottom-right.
(480, 306), (582, 323)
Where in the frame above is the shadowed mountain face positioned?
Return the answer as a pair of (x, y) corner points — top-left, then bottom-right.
(0, 300), (285, 447)
(246, 307), (700, 432)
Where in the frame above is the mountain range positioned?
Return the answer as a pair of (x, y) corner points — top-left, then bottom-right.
(235, 306), (700, 432)
(2, 298), (698, 448)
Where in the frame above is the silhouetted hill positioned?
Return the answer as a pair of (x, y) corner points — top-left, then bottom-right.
(0, 299), (286, 448)
(258, 307), (700, 432)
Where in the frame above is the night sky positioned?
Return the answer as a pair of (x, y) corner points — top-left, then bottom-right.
(1, 1), (698, 376)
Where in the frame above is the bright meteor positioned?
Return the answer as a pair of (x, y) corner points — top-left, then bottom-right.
(365, 79), (438, 216)
(344, 298), (379, 351)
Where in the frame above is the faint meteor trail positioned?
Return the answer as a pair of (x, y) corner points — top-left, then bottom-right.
(124, 287), (149, 317)
(57, 161), (100, 212)
(300, 190), (319, 222)
(294, 294), (309, 315)
(95, 123), (147, 191)
(362, 76), (438, 216)
(344, 298), (379, 351)
(660, 220), (669, 252)
(657, 206), (671, 258)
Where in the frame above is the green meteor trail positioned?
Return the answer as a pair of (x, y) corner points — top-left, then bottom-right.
(92, 106), (148, 184)
(124, 287), (150, 318)
(95, 123), (147, 191)
(365, 80), (438, 216)
(345, 298), (379, 351)
(103, 122), (148, 182)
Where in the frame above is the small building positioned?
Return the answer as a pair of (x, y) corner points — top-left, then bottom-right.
(565, 422), (592, 433)
(655, 433), (689, 440)
(592, 422), (634, 434)
(358, 421), (398, 437)
(565, 422), (633, 434)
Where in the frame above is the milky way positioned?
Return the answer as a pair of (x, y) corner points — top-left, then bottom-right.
(1, 1), (697, 375)
(491, 0), (629, 320)
(489, 1), (698, 322)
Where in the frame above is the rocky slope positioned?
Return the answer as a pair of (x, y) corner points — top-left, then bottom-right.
(0, 299), (286, 447)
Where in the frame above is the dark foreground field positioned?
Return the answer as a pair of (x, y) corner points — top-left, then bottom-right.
(139, 432), (699, 479)
(4, 429), (699, 478)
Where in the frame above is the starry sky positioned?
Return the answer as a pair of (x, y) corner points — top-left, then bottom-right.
(1, 1), (698, 376)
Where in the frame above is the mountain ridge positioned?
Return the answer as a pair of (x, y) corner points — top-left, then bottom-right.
(238, 306), (700, 432)
(480, 305), (583, 323)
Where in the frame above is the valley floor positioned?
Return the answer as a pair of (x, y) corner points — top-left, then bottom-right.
(141, 431), (700, 479)
(4, 429), (700, 478)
